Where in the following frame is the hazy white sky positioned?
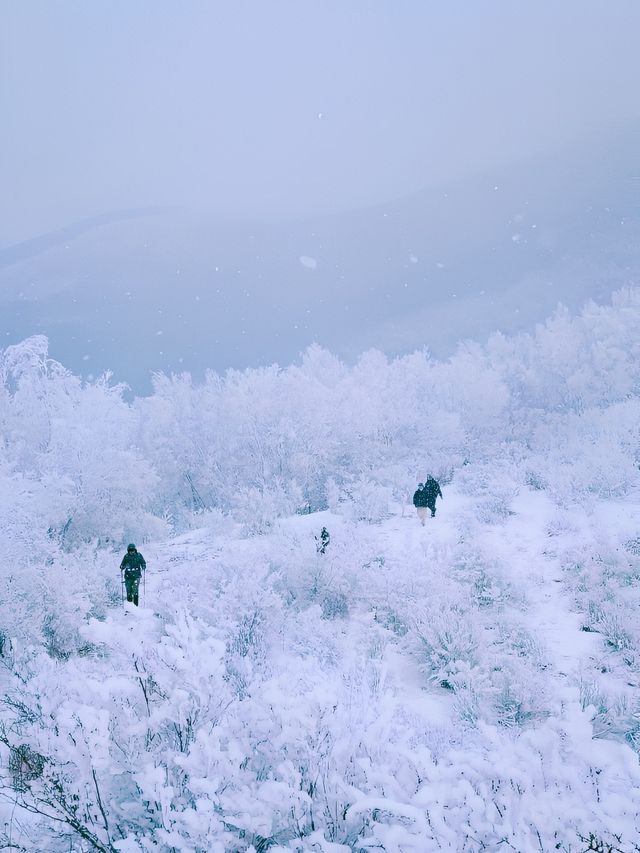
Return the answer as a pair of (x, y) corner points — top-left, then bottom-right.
(1, 1), (639, 244)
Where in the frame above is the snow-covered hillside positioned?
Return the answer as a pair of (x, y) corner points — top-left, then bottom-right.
(4, 492), (640, 850)
(1, 289), (640, 850)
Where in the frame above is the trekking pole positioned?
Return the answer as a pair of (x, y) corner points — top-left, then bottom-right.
(120, 572), (124, 604)
(143, 569), (146, 606)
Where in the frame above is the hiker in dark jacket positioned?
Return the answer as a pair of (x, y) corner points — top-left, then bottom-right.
(316, 526), (330, 554)
(120, 543), (146, 606)
(413, 476), (443, 524)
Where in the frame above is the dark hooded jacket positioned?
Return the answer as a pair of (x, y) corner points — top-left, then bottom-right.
(120, 549), (146, 579)
(422, 478), (442, 503)
(413, 478), (442, 508)
(413, 487), (430, 508)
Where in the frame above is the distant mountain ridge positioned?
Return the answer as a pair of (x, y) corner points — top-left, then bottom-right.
(1, 131), (638, 393)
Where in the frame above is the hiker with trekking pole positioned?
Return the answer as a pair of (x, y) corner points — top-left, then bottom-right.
(119, 543), (147, 606)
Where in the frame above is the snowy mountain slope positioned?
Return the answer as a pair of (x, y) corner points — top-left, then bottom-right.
(1, 290), (640, 849)
(3, 487), (640, 851)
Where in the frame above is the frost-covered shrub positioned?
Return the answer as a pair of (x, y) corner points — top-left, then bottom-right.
(452, 545), (514, 610)
(524, 469), (548, 491)
(625, 537), (640, 557)
(8, 744), (45, 793)
(588, 603), (635, 654)
(472, 566), (509, 608)
(489, 662), (549, 728)
(278, 519), (377, 617)
(495, 623), (548, 670)
(580, 682), (640, 752)
(414, 606), (481, 688)
(233, 482), (304, 535)
(0, 516), (114, 655)
(164, 503), (231, 537)
(531, 402), (640, 506)
(546, 509), (580, 538)
(579, 680), (610, 723)
(41, 613), (78, 661)
(373, 606), (408, 636)
(626, 721), (640, 754)
(280, 559), (329, 609)
(456, 462), (519, 524)
(321, 590), (349, 620)
(602, 614), (634, 653)
(200, 506), (233, 537)
(452, 675), (481, 725)
(475, 491), (517, 524)
(328, 477), (391, 524)
(228, 607), (267, 660)
(224, 594), (279, 698)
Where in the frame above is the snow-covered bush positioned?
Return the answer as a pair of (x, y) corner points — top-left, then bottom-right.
(414, 605), (481, 688)
(326, 477), (392, 524)
(588, 602), (636, 655)
(455, 461), (520, 523)
(233, 481), (304, 535)
(321, 589), (349, 620)
(489, 660), (549, 728)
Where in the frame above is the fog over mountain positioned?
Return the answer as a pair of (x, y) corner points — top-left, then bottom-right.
(1, 3), (639, 392)
(1, 129), (638, 392)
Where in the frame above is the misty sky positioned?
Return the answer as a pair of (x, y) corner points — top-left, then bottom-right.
(2, 1), (639, 245)
(1, 2), (639, 393)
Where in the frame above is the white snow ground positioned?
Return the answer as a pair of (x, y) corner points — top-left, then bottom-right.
(70, 486), (640, 850)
